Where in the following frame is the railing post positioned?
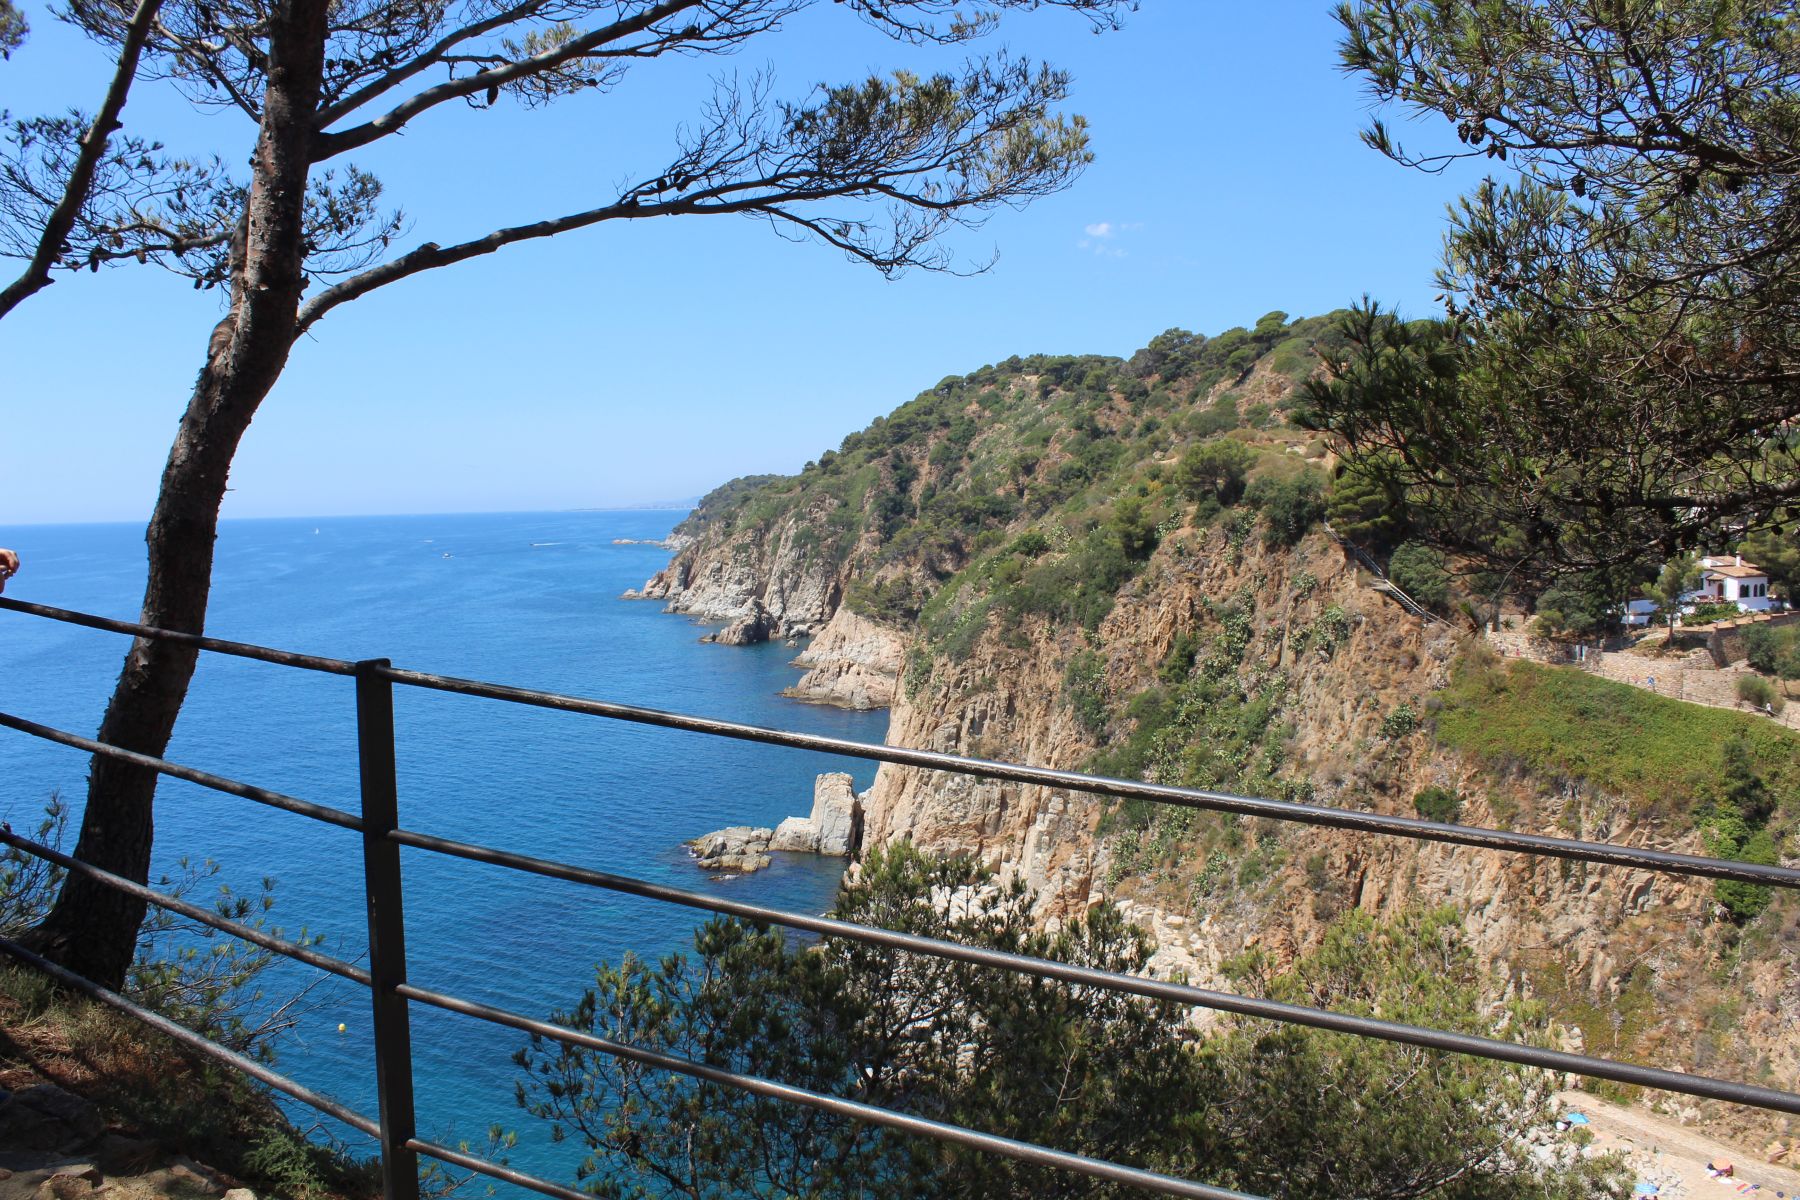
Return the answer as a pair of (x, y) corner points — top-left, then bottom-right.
(355, 659), (421, 1200)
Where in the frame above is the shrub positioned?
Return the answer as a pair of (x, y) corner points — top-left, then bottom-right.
(1189, 399), (1239, 438)
(1532, 576), (1610, 638)
(1109, 494), (1159, 560)
(1175, 439), (1254, 506)
(1735, 673), (1783, 713)
(1064, 649), (1110, 737)
(1388, 542), (1450, 609)
(1743, 624), (1800, 679)
(1688, 600), (1741, 624)
(1413, 786), (1462, 823)
(1005, 529), (1142, 630)
(1713, 827), (1779, 922)
(1245, 471), (1327, 547)
(1380, 702), (1420, 739)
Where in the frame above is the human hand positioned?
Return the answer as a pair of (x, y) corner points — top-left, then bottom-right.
(0, 549), (17, 594)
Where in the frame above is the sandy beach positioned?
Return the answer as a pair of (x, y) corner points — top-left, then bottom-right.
(1557, 1092), (1800, 1199)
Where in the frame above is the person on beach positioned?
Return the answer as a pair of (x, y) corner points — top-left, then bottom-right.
(0, 549), (17, 593)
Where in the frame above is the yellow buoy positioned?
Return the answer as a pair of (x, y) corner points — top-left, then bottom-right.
(338, 1023), (347, 1033)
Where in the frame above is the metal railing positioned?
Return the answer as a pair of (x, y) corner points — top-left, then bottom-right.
(2, 594), (1798, 1200)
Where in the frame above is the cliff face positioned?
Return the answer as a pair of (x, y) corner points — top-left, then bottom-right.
(635, 316), (1799, 1140)
(786, 608), (904, 709)
(630, 495), (846, 636)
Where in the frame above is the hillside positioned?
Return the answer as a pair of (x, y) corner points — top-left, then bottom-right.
(629, 314), (1800, 1149)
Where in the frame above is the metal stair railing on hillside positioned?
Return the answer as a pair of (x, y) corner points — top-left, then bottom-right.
(1325, 522), (1446, 625)
(1, 596), (1797, 1200)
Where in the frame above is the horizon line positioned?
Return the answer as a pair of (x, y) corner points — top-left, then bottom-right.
(0, 504), (699, 530)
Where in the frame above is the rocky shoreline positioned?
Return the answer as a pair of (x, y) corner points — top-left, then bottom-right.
(688, 773), (866, 875)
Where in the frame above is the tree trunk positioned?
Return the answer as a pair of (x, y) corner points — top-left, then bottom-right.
(23, 0), (330, 991)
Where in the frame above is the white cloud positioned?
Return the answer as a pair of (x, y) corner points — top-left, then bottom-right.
(1078, 220), (1140, 257)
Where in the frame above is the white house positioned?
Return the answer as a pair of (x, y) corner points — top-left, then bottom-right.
(1620, 598), (1659, 627)
(1690, 555), (1776, 613)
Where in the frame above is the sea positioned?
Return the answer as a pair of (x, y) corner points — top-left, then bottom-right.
(0, 510), (889, 1188)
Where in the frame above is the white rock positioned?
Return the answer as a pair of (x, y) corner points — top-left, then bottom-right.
(769, 773), (864, 856)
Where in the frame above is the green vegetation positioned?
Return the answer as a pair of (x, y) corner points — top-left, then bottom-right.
(1701, 740), (1783, 922)
(1388, 542), (1449, 609)
(1687, 601), (1741, 625)
(1735, 673), (1783, 713)
(1435, 651), (1796, 920)
(1174, 439), (1252, 506)
(1292, 604), (1350, 658)
(1413, 786), (1462, 824)
(1314, 2), (1800, 575)
(1379, 702), (1420, 740)
(670, 474), (787, 538)
(680, 312), (1346, 666)
(1435, 652), (1800, 818)
(515, 845), (1622, 1200)
(1063, 648), (1109, 737)
(0, 807), (384, 1198)
(0, 965), (381, 1200)
(1744, 623), (1800, 680)
(1244, 470), (1326, 548)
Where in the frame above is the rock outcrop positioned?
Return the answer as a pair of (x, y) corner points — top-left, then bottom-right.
(769, 773), (865, 856)
(784, 609), (905, 708)
(690, 775), (868, 873)
(701, 601), (778, 646)
(630, 505), (844, 639)
(687, 826), (774, 873)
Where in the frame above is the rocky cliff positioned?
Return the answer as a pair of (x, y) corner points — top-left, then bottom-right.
(634, 315), (1799, 1145)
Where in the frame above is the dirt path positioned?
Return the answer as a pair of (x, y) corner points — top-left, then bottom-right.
(1557, 1092), (1800, 1198)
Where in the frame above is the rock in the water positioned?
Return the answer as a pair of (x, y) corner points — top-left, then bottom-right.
(767, 816), (817, 854)
(702, 602), (777, 646)
(767, 773), (864, 856)
(706, 852), (771, 873)
(688, 826), (775, 872)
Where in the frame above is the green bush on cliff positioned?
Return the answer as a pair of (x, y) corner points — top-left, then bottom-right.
(1174, 439), (1253, 506)
(1388, 542), (1450, 609)
(1244, 470), (1327, 547)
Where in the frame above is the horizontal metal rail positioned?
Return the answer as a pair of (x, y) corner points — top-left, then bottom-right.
(388, 823), (1800, 1116)
(0, 597), (356, 675)
(0, 938), (379, 1138)
(0, 711), (364, 832)
(0, 830), (369, 987)
(377, 666), (1800, 891)
(405, 1137), (588, 1200)
(398, 980), (1257, 1200)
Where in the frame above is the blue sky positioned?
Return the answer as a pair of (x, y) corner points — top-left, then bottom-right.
(1, 1), (1479, 525)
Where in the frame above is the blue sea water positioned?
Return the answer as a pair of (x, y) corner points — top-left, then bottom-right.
(0, 511), (889, 1187)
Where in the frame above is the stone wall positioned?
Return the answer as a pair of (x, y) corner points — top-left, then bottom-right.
(1695, 609), (1800, 667)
